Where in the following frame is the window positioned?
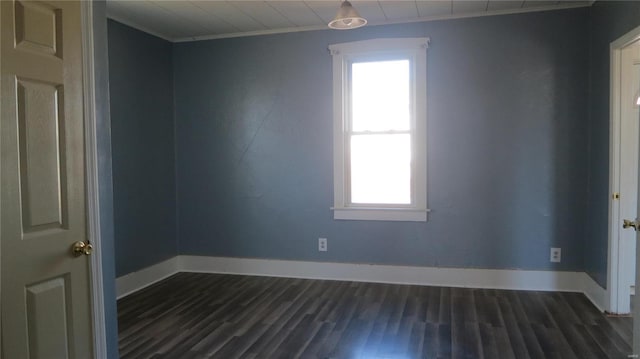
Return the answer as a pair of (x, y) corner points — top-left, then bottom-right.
(329, 38), (429, 222)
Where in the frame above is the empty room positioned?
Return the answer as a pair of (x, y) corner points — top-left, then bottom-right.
(2, 0), (640, 358)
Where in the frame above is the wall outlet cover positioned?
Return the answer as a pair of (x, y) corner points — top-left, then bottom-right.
(319, 238), (327, 252)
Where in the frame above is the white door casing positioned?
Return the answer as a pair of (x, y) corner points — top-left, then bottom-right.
(1, 1), (106, 358)
(618, 39), (640, 314)
(609, 25), (640, 314)
(80, 1), (108, 357)
(634, 60), (640, 359)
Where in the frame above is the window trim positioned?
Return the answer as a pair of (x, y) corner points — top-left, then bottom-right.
(329, 38), (430, 222)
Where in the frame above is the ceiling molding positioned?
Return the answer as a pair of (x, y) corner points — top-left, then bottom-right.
(107, 13), (176, 42)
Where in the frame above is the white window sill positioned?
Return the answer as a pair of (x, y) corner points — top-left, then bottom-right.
(332, 207), (428, 222)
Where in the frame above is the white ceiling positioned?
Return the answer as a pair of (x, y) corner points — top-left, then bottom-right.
(106, 0), (592, 42)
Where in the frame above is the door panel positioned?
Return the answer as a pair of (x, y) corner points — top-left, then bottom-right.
(14, 1), (62, 57)
(17, 79), (68, 232)
(1, 1), (93, 358)
(26, 276), (71, 358)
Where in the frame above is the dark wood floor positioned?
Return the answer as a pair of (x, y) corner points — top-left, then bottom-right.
(118, 272), (632, 359)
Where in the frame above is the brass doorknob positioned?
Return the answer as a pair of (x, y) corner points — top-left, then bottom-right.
(71, 240), (93, 257)
(623, 219), (638, 231)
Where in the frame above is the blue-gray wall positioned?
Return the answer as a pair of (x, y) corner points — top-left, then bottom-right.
(108, 20), (178, 277)
(585, 1), (640, 287)
(173, 8), (590, 271)
(93, 1), (119, 357)
(99, 3), (640, 354)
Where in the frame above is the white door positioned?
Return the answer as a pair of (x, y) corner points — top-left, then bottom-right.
(1, 1), (94, 358)
(618, 39), (640, 314)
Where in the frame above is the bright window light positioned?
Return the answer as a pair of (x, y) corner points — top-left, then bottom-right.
(352, 60), (410, 132)
(351, 134), (410, 204)
(350, 60), (411, 204)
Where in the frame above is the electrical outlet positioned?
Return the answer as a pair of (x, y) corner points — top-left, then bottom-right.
(550, 247), (561, 263)
(318, 238), (327, 252)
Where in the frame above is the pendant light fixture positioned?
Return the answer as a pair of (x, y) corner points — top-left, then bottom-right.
(328, 0), (367, 30)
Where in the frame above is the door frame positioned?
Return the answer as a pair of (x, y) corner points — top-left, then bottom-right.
(80, 1), (108, 358)
(608, 24), (640, 314)
(1, 1), (3, 355)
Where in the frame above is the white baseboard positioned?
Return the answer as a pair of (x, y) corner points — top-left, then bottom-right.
(116, 257), (179, 298)
(116, 255), (608, 312)
(180, 255), (587, 291)
(582, 272), (608, 312)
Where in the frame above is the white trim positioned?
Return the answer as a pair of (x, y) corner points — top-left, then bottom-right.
(607, 24), (640, 314)
(116, 257), (179, 299)
(0, 1), (3, 355)
(607, 35), (622, 314)
(583, 273), (608, 312)
(81, 2), (107, 358)
(105, 13), (174, 43)
(180, 256), (588, 292)
(328, 37), (430, 54)
(333, 208), (428, 222)
(169, 3), (591, 43)
(117, 255), (606, 312)
(180, 256), (584, 292)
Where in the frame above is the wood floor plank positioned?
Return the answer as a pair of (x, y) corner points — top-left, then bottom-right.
(421, 322), (438, 358)
(497, 296), (536, 359)
(298, 321), (335, 358)
(479, 322), (498, 359)
(492, 325), (516, 359)
(407, 320), (425, 358)
(437, 323), (453, 358)
(118, 273), (633, 359)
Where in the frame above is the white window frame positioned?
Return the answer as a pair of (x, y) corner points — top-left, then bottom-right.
(329, 38), (430, 222)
